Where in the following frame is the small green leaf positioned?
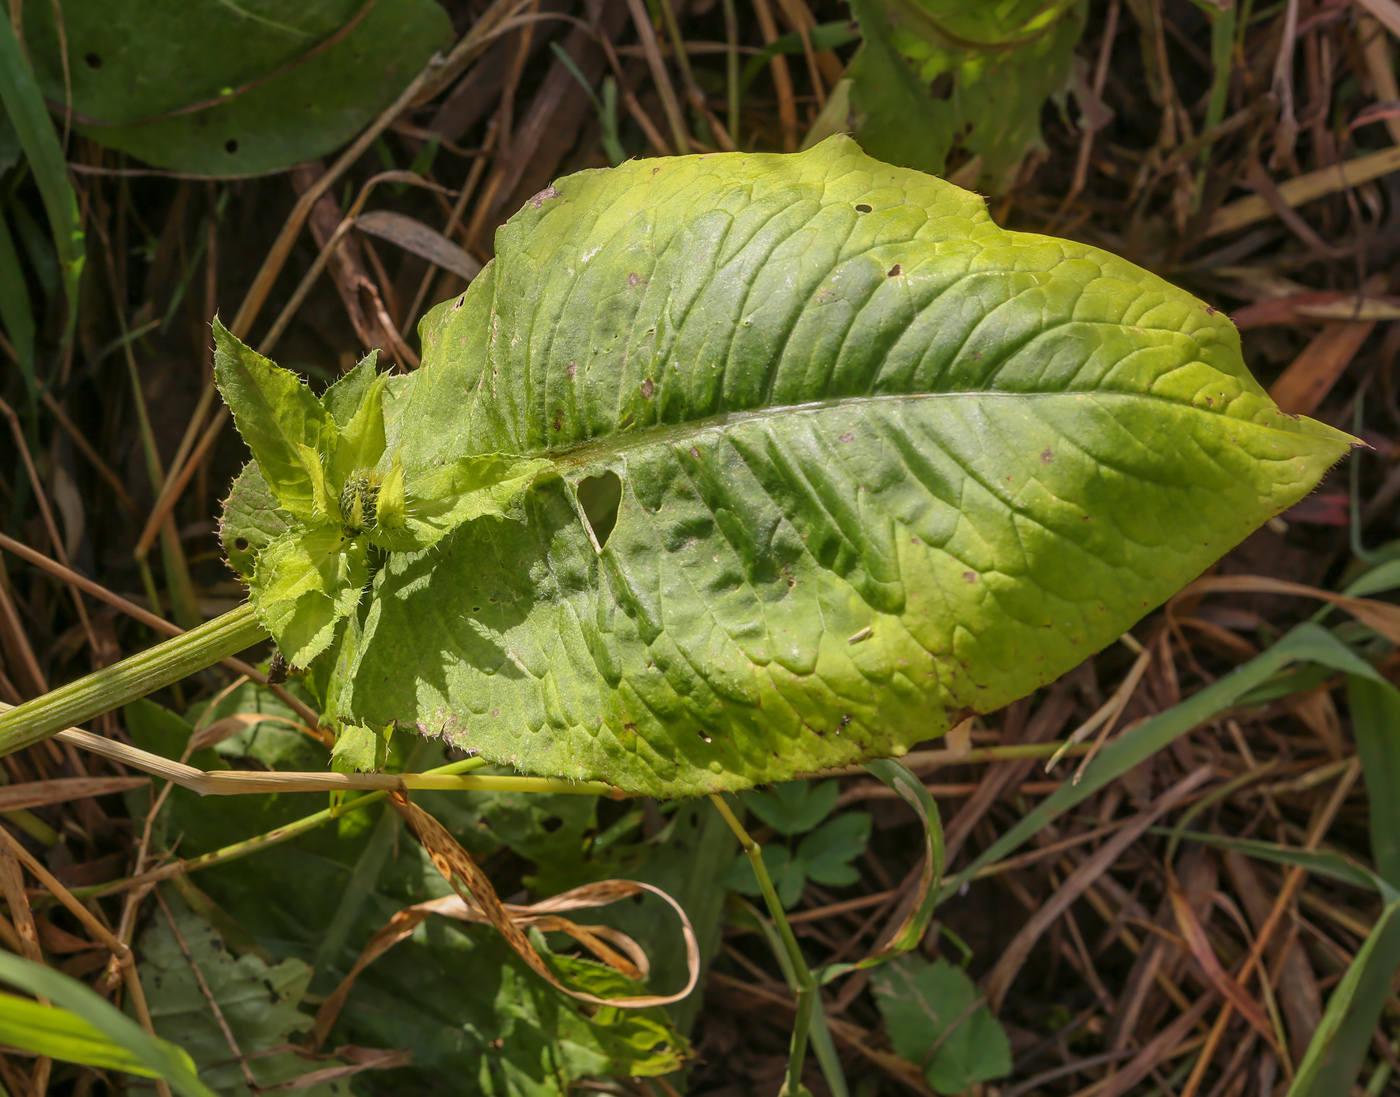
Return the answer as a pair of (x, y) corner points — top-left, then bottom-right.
(295, 442), (337, 523)
(872, 956), (1011, 1095)
(743, 780), (840, 836)
(330, 372), (390, 487)
(797, 812), (871, 887)
(213, 320), (334, 522)
(541, 947), (690, 1076)
(833, 0), (1084, 190)
(252, 529), (367, 667)
(0, 17), (83, 338)
(321, 353), (381, 426)
(219, 462), (292, 579)
(330, 723), (389, 774)
(373, 453), (550, 552)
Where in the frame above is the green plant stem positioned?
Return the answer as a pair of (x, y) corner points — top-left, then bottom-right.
(0, 604), (268, 758)
(710, 794), (816, 1096)
(721, 0), (740, 143)
(74, 756), (494, 901)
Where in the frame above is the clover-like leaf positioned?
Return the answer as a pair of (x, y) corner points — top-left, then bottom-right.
(873, 956), (1011, 1094)
(798, 813), (872, 888)
(742, 781), (841, 837)
(720, 845), (806, 908)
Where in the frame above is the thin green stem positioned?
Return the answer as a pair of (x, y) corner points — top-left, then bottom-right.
(710, 794), (815, 1096)
(0, 603), (268, 757)
(721, 0), (740, 144)
(75, 757), (495, 901)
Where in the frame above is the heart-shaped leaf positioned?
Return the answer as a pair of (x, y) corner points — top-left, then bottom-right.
(220, 136), (1351, 797)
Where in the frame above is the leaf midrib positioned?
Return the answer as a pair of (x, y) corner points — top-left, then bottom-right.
(544, 389), (1275, 470)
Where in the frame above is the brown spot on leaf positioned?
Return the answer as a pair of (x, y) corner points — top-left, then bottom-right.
(963, 571), (978, 583)
(689, 446), (700, 458)
(628, 272), (639, 287)
(887, 263), (902, 277)
(1040, 447), (1053, 464)
(838, 431), (856, 443)
(528, 185), (559, 209)
(640, 378), (655, 399)
(566, 362), (577, 379)
(552, 409), (564, 431)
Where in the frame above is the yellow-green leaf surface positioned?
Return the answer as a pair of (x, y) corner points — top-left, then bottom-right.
(224, 136), (1351, 796)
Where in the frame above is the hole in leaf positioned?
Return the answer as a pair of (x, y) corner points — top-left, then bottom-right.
(541, 815), (564, 833)
(576, 470), (621, 549)
(224, 138), (239, 154)
(854, 203), (872, 213)
(929, 71), (954, 100)
(234, 537), (250, 552)
(84, 52), (102, 68)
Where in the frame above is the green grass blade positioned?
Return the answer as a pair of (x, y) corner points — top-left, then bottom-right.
(739, 21), (860, 97)
(939, 624), (1381, 902)
(0, 953), (214, 1097)
(1153, 830), (1383, 893)
(1347, 675), (1400, 888)
(0, 18), (83, 342)
(0, 992), (165, 1077)
(818, 758), (942, 983)
(1288, 895), (1400, 1097)
(0, 200), (35, 396)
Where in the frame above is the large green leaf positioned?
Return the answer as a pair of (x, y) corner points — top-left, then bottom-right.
(819, 0), (1085, 190)
(134, 890), (351, 1096)
(15, 0), (451, 175)
(220, 136), (1351, 797)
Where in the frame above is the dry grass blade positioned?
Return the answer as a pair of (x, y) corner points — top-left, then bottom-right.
(1207, 145), (1400, 236)
(355, 210), (482, 282)
(983, 765), (1213, 1012)
(1166, 877), (1281, 1054)
(0, 776), (148, 812)
(258, 1047), (413, 1092)
(389, 794), (699, 1009)
(1174, 573), (1400, 644)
